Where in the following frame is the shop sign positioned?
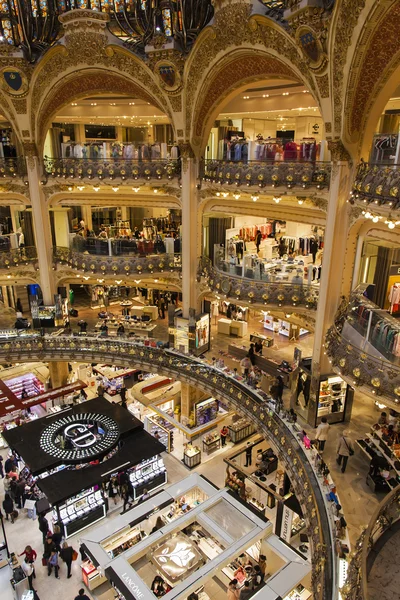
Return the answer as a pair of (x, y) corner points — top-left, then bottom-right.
(389, 264), (400, 276)
(121, 573), (144, 599)
(40, 412), (119, 461)
(281, 505), (294, 543)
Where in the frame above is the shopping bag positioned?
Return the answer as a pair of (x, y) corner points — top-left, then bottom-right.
(72, 549), (78, 561)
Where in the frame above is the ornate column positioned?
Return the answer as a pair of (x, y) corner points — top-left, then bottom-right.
(24, 143), (55, 305)
(180, 144), (199, 317)
(48, 362), (69, 388)
(310, 141), (353, 405)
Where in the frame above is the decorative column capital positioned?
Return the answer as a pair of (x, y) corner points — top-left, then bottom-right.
(327, 139), (352, 163)
(179, 142), (196, 172)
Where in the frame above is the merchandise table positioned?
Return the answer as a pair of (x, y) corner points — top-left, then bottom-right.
(217, 318), (248, 337)
(228, 418), (255, 443)
(202, 436), (221, 454)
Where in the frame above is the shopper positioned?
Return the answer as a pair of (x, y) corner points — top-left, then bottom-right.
(75, 589), (91, 600)
(255, 230), (262, 253)
(19, 545), (37, 569)
(239, 581), (252, 600)
(240, 356), (252, 376)
(9, 476), (18, 501)
(151, 576), (166, 598)
(276, 375), (284, 403)
(336, 430), (354, 473)
(38, 513), (50, 544)
(108, 477), (119, 506)
(245, 442), (252, 467)
(254, 340), (263, 355)
(52, 524), (63, 552)
(0, 455), (4, 478)
(121, 483), (132, 513)
(15, 477), (26, 509)
(378, 411), (388, 425)
(278, 238), (287, 258)
(2, 493), (15, 523)
(21, 556), (35, 590)
(138, 488), (150, 504)
(60, 541), (75, 578)
(150, 516), (165, 534)
(117, 323), (125, 337)
(220, 425), (228, 447)
(47, 550), (60, 579)
(258, 555), (267, 578)
(3, 473), (11, 494)
(120, 386), (127, 403)
(248, 344), (256, 366)
(227, 579), (239, 600)
(252, 565), (263, 589)
(315, 417), (330, 452)
(4, 453), (18, 474)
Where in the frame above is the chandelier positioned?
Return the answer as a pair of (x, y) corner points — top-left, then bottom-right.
(0, 0), (214, 61)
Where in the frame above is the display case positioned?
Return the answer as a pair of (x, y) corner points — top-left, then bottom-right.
(228, 419), (256, 444)
(183, 445), (201, 469)
(81, 560), (107, 591)
(145, 415), (173, 452)
(283, 584), (312, 600)
(316, 374), (353, 425)
(128, 455), (167, 500)
(54, 487), (106, 538)
(195, 398), (218, 426)
(101, 525), (144, 558)
(202, 432), (221, 454)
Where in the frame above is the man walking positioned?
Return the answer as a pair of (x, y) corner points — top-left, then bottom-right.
(245, 442), (252, 467)
(336, 430), (354, 473)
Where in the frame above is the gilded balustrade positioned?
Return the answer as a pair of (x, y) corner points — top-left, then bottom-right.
(198, 255), (319, 309)
(53, 247), (182, 276)
(201, 159), (331, 190)
(0, 332), (334, 599)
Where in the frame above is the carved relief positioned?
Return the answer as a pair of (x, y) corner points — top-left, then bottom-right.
(327, 140), (351, 163)
(332, 0), (366, 134)
(21, 130), (30, 138)
(315, 73), (329, 98)
(11, 98), (27, 114)
(186, 3), (317, 141)
(347, 3), (400, 138)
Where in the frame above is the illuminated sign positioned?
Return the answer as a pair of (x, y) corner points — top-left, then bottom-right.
(152, 534), (203, 582)
(40, 413), (119, 461)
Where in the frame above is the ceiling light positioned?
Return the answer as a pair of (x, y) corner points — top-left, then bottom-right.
(364, 211), (371, 219)
(153, 189), (158, 193)
(222, 192), (229, 198)
(273, 196), (281, 203)
(132, 187), (140, 192)
(251, 195), (258, 202)
(112, 187), (119, 192)
(388, 221), (396, 229)
(262, 94), (269, 98)
(77, 186), (85, 191)
(68, 186), (73, 191)
(93, 186), (100, 192)
(298, 199), (304, 205)
(233, 193), (241, 200)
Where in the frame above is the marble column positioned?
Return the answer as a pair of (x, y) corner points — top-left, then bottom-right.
(180, 149), (199, 317)
(25, 151), (55, 305)
(48, 361), (69, 388)
(311, 142), (353, 380)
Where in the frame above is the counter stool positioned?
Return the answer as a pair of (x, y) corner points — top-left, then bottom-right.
(275, 469), (284, 486)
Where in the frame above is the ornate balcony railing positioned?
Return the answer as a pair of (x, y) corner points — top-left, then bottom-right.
(200, 159), (331, 190)
(352, 162), (400, 208)
(0, 332), (334, 599)
(342, 486), (400, 600)
(0, 247), (37, 269)
(0, 157), (26, 179)
(198, 255), (319, 310)
(53, 247), (182, 277)
(43, 157), (181, 182)
(325, 288), (400, 404)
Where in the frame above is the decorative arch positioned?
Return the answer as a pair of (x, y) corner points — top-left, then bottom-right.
(185, 5), (321, 152)
(345, 1), (400, 151)
(192, 51), (300, 150)
(34, 69), (170, 154)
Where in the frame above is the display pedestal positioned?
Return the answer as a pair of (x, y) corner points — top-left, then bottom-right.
(183, 448), (201, 469)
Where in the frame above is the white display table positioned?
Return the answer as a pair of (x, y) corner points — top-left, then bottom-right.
(217, 318), (247, 337)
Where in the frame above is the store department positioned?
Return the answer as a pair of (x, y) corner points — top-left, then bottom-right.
(128, 374), (256, 469)
(2, 398), (166, 539)
(68, 207), (182, 257)
(207, 215), (324, 282)
(81, 474), (312, 600)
